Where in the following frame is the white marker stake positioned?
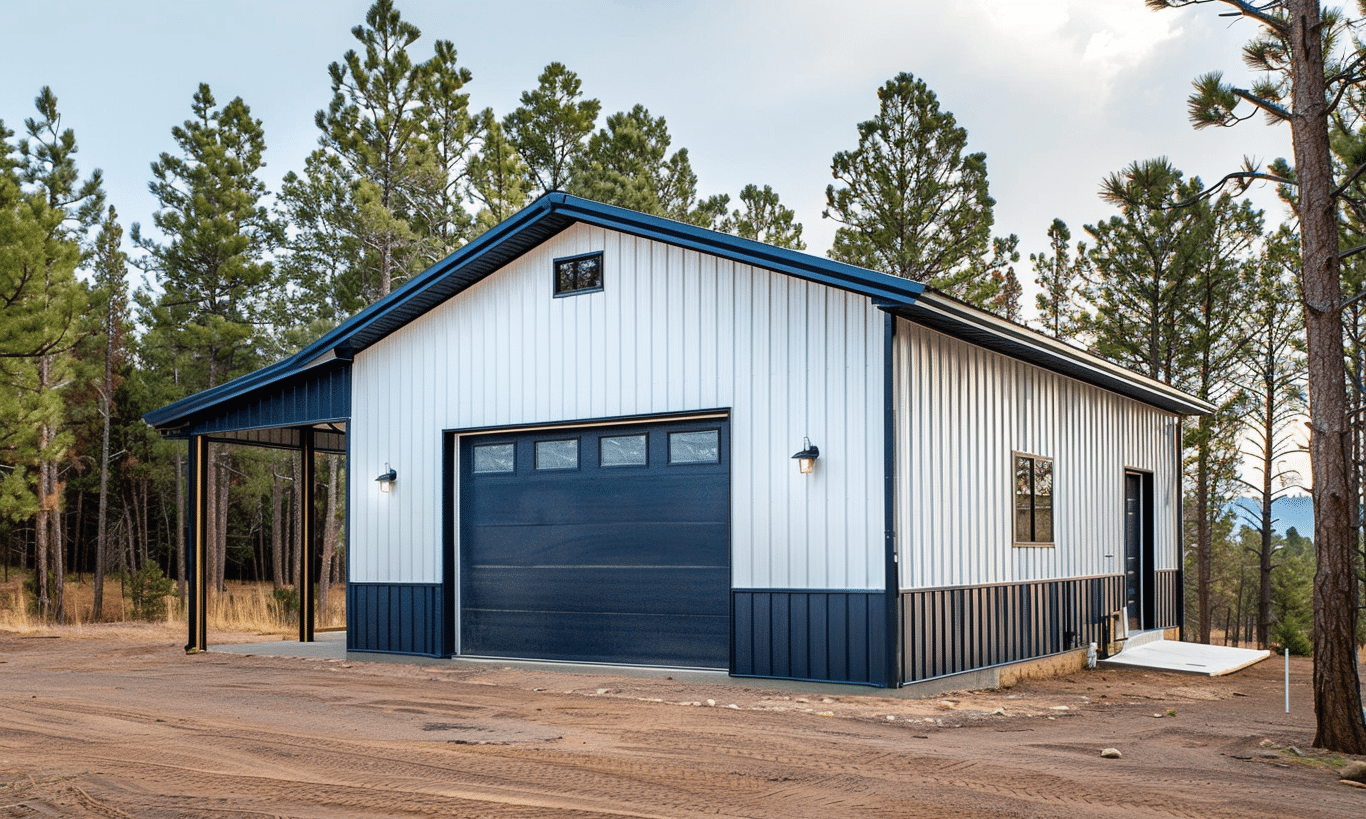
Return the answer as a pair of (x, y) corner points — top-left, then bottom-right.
(1284, 648), (1290, 714)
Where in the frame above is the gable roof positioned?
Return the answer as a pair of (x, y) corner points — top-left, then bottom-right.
(145, 192), (1209, 432)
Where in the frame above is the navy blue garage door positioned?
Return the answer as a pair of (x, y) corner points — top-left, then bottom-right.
(459, 417), (730, 668)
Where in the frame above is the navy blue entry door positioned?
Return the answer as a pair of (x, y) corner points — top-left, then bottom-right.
(459, 418), (730, 668)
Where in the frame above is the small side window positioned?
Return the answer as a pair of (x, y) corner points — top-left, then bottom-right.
(473, 443), (515, 474)
(554, 252), (603, 296)
(669, 430), (720, 464)
(1014, 453), (1054, 545)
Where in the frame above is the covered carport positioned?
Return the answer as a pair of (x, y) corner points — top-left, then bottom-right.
(144, 360), (350, 652)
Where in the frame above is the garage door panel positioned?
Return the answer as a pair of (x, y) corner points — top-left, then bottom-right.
(460, 418), (730, 668)
(466, 472), (728, 526)
(462, 609), (730, 667)
(463, 566), (730, 616)
(465, 522), (730, 567)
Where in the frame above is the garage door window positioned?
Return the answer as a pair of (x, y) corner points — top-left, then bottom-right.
(473, 443), (515, 474)
(669, 430), (720, 464)
(600, 434), (647, 466)
(535, 439), (579, 470)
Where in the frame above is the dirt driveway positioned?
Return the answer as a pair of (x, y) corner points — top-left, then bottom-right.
(1, 625), (1362, 818)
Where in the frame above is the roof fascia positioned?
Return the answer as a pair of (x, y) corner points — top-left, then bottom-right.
(898, 293), (1213, 416)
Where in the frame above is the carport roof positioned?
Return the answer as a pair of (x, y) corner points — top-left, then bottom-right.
(144, 192), (1211, 432)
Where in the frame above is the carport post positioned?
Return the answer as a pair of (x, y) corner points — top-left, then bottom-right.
(186, 434), (208, 653)
(299, 427), (316, 642)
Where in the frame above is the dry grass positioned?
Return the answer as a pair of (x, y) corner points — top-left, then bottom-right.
(0, 571), (346, 634)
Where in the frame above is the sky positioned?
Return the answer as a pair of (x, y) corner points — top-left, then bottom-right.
(1, 0), (1312, 499)
(2, 0), (1294, 263)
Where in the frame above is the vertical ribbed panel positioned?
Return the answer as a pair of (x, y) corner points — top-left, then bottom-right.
(346, 583), (444, 656)
(901, 576), (1123, 682)
(732, 590), (887, 685)
(351, 224), (885, 589)
(893, 319), (1182, 590)
(1154, 570), (1181, 628)
(191, 364), (351, 436)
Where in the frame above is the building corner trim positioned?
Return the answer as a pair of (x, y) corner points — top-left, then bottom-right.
(883, 312), (900, 688)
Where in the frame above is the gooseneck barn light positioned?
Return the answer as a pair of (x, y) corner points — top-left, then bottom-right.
(376, 464), (397, 493)
(791, 438), (820, 475)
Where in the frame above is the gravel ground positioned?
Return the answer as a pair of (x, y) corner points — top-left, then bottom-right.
(0, 624), (1362, 818)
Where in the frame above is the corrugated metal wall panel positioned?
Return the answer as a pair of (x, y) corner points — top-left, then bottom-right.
(732, 590), (888, 685)
(190, 364), (350, 436)
(901, 577), (1123, 682)
(351, 224), (886, 588)
(894, 319), (1180, 590)
(346, 582), (444, 656)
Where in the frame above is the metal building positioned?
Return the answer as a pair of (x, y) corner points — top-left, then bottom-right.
(145, 193), (1207, 688)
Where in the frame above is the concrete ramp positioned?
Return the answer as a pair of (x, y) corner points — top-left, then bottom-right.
(1100, 639), (1270, 676)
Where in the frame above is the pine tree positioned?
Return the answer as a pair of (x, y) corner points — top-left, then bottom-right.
(1087, 158), (1261, 645)
(1030, 218), (1087, 338)
(469, 110), (530, 234)
(717, 184), (805, 250)
(314, 0), (429, 299)
(824, 72), (995, 304)
(570, 104), (718, 225)
(1237, 225), (1305, 649)
(133, 83), (281, 595)
(1084, 159), (1203, 383)
(1146, 0), (1366, 752)
(90, 207), (129, 620)
(983, 234), (1022, 322)
(0, 89), (101, 623)
(411, 38), (477, 263)
(503, 62), (600, 197)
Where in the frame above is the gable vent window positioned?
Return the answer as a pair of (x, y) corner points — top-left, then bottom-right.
(554, 252), (604, 296)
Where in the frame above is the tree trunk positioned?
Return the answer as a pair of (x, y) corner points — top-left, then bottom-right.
(271, 468), (285, 590)
(175, 451), (186, 602)
(215, 453), (229, 593)
(1289, 0), (1366, 754)
(1258, 373), (1274, 650)
(319, 455), (340, 624)
(1195, 436), (1212, 644)
(291, 455), (302, 588)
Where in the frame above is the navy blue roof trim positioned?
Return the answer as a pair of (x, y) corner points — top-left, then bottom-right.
(145, 193), (924, 430)
(145, 192), (1204, 429)
(893, 294), (1212, 417)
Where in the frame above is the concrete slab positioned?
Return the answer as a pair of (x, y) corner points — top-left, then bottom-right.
(212, 631), (347, 660)
(1100, 639), (1270, 676)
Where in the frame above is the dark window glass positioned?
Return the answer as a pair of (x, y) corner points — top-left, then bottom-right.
(553, 252), (604, 295)
(473, 443), (515, 474)
(1014, 454), (1054, 544)
(600, 434), (647, 467)
(669, 430), (720, 464)
(535, 439), (579, 470)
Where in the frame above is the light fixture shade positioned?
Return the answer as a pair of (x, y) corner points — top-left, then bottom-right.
(376, 466), (397, 492)
(791, 442), (819, 474)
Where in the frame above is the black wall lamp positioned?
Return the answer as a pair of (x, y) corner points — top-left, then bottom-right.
(376, 463), (397, 493)
(791, 438), (819, 475)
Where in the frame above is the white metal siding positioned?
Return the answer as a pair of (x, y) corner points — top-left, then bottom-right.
(893, 318), (1180, 590)
(350, 224), (886, 589)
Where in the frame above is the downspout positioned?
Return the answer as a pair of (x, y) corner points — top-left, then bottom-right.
(883, 312), (901, 688)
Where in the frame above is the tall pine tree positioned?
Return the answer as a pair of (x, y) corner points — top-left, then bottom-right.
(824, 72), (996, 305)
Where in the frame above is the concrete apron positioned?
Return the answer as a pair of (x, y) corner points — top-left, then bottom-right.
(1100, 638), (1271, 676)
(208, 632), (1102, 699)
